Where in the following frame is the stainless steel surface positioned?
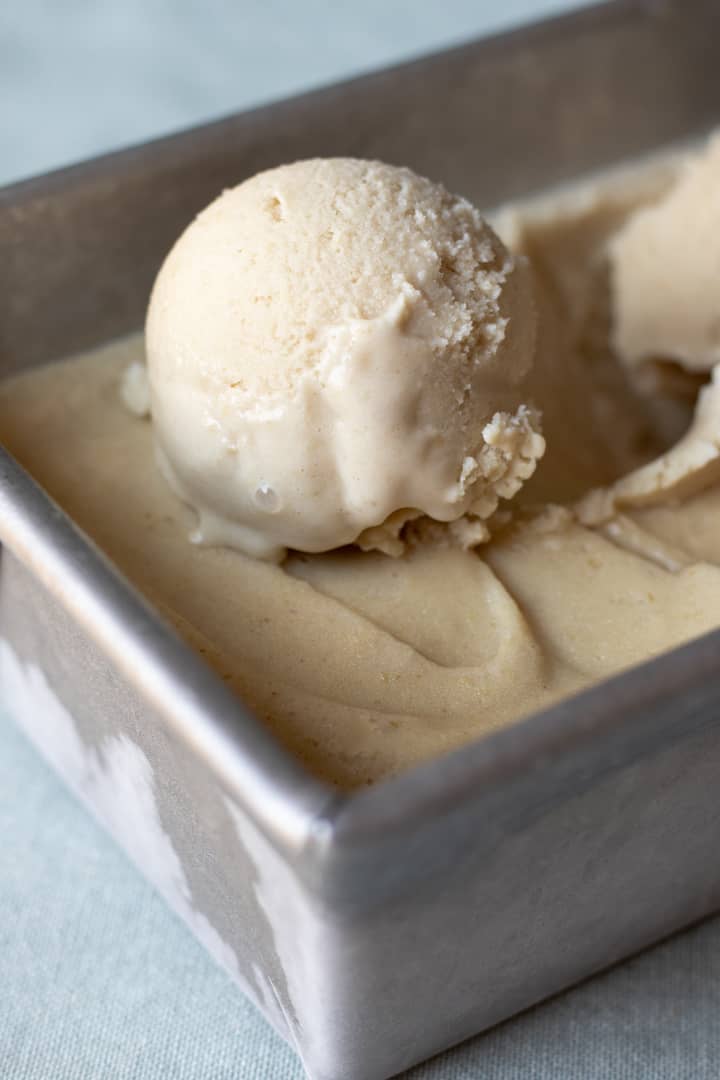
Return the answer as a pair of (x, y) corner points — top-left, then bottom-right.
(2, 2), (720, 1078)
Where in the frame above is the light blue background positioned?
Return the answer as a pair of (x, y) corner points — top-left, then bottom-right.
(4, 2), (720, 1078)
(3, 0), (586, 185)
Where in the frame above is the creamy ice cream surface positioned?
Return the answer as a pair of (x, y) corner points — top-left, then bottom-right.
(611, 136), (720, 377)
(146, 158), (543, 560)
(5, 139), (720, 788)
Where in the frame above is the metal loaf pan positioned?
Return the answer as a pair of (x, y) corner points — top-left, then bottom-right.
(2, 2), (720, 1077)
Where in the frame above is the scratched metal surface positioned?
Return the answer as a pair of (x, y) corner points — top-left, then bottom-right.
(3, 3), (720, 1078)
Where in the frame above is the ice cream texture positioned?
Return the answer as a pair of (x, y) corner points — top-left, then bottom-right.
(611, 134), (720, 376)
(3, 136), (720, 788)
(146, 158), (544, 560)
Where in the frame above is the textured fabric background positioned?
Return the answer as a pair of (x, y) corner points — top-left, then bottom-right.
(4, 2), (720, 1078)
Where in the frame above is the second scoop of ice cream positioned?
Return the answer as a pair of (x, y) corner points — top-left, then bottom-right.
(611, 136), (720, 377)
(146, 158), (543, 560)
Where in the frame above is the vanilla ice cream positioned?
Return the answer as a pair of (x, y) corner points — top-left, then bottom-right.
(146, 158), (543, 561)
(7, 139), (720, 788)
(611, 136), (720, 375)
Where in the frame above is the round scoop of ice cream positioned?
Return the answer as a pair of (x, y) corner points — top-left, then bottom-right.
(611, 136), (720, 376)
(146, 158), (543, 561)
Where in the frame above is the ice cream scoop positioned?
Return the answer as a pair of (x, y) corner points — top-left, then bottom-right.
(611, 136), (720, 375)
(146, 158), (543, 560)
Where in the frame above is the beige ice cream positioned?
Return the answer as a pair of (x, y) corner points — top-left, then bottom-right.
(611, 135), (720, 376)
(577, 137), (720, 525)
(4, 138), (720, 788)
(146, 158), (543, 561)
(579, 366), (720, 527)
